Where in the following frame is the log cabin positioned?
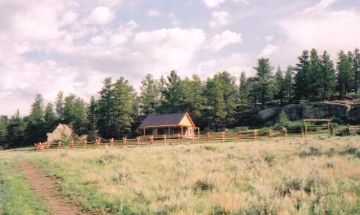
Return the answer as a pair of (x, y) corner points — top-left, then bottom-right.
(138, 112), (199, 139)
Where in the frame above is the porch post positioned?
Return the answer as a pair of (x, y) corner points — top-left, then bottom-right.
(181, 126), (184, 137)
(143, 128), (146, 138)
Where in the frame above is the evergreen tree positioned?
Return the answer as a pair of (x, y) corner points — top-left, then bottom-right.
(319, 51), (336, 100)
(113, 77), (136, 138)
(284, 66), (294, 103)
(274, 67), (285, 105)
(7, 110), (26, 148)
(181, 75), (206, 126)
(55, 91), (65, 122)
(337, 51), (354, 96)
(25, 94), (46, 144)
(0, 116), (8, 148)
(254, 58), (274, 107)
(205, 71), (237, 129)
(352, 48), (360, 93)
(159, 70), (185, 113)
(97, 78), (116, 138)
(139, 74), (160, 116)
(87, 96), (98, 139)
(44, 103), (57, 133)
(238, 72), (249, 109)
(308, 49), (322, 100)
(294, 50), (311, 100)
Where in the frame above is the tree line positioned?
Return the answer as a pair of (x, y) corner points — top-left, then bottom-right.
(1, 48), (360, 148)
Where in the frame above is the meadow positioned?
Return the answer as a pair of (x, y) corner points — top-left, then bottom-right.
(1, 135), (360, 214)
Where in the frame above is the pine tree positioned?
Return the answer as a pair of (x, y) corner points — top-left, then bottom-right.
(97, 78), (116, 139)
(44, 103), (57, 133)
(274, 67), (285, 105)
(254, 58), (274, 107)
(139, 74), (161, 116)
(55, 91), (65, 122)
(337, 51), (354, 97)
(7, 110), (26, 148)
(308, 49), (322, 100)
(294, 50), (311, 100)
(87, 96), (98, 139)
(25, 94), (46, 144)
(352, 48), (360, 93)
(159, 70), (185, 113)
(284, 66), (294, 103)
(113, 77), (136, 138)
(238, 72), (249, 109)
(205, 71), (237, 129)
(319, 51), (336, 100)
(0, 116), (8, 149)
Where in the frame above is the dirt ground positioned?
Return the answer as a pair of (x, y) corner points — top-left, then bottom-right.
(18, 161), (86, 215)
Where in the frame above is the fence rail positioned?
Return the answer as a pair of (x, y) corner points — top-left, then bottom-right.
(34, 125), (359, 151)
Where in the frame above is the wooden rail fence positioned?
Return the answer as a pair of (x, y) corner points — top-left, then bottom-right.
(34, 128), (297, 151)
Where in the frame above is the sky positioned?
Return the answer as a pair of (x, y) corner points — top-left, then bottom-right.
(1, 0), (360, 115)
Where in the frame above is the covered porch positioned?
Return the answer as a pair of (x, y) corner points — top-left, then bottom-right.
(141, 125), (200, 140)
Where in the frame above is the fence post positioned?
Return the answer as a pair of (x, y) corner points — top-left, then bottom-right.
(163, 135), (167, 144)
(283, 127), (288, 137)
(150, 135), (154, 144)
(136, 136), (140, 144)
(305, 125), (308, 137)
(96, 138), (100, 149)
(57, 141), (62, 152)
(192, 136), (195, 144)
(221, 132), (225, 143)
(268, 129), (272, 138)
(253, 129), (258, 141)
(207, 132), (210, 141)
(110, 138), (114, 147)
(347, 124), (351, 135)
(122, 137), (127, 145)
(330, 123), (334, 136)
(71, 140), (75, 149)
(84, 139), (87, 149)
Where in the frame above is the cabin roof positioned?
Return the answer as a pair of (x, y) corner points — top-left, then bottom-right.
(138, 112), (195, 129)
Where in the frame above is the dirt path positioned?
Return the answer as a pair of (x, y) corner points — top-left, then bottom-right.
(18, 161), (86, 215)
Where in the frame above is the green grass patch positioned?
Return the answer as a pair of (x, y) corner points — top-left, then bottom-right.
(0, 159), (49, 215)
(30, 158), (138, 214)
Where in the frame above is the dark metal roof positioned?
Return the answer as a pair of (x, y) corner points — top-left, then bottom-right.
(138, 112), (192, 129)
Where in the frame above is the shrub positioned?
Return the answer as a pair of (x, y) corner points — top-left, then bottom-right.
(193, 180), (215, 193)
(298, 146), (322, 157)
(263, 153), (276, 166)
(278, 111), (290, 127)
(232, 126), (249, 132)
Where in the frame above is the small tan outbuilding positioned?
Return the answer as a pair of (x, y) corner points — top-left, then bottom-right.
(138, 112), (199, 139)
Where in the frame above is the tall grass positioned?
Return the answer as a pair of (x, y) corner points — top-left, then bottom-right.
(0, 159), (49, 215)
(21, 136), (360, 214)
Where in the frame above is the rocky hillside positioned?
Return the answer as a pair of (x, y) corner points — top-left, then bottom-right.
(238, 100), (360, 126)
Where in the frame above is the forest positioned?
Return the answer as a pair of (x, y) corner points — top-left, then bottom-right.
(0, 48), (360, 148)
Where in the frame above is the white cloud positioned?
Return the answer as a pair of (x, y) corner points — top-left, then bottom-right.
(279, 10), (360, 59)
(207, 30), (242, 51)
(305, 0), (337, 13)
(88, 6), (114, 25)
(197, 53), (253, 77)
(148, 9), (160, 17)
(265, 35), (275, 42)
(258, 44), (279, 57)
(203, 0), (226, 8)
(134, 28), (206, 69)
(209, 11), (230, 28)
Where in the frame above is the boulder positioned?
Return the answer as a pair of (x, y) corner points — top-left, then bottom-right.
(47, 124), (73, 143)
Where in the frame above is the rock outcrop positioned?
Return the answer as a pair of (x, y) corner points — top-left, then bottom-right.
(47, 124), (73, 143)
(238, 101), (359, 125)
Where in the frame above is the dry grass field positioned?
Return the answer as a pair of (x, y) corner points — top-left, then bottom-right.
(1, 135), (360, 214)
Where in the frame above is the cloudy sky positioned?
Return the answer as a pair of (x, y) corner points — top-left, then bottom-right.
(1, 0), (360, 115)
